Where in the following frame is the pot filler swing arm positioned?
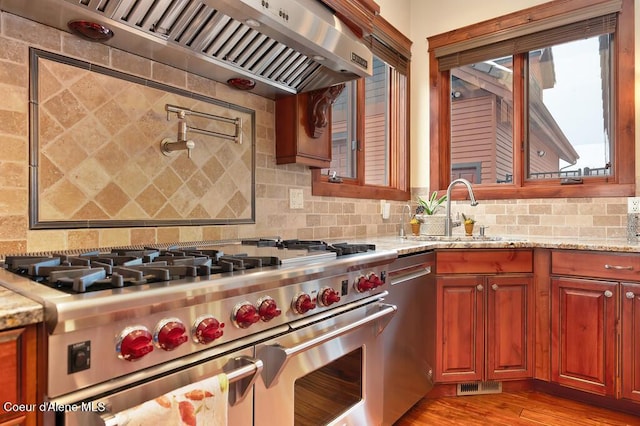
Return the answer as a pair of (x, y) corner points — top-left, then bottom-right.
(161, 104), (243, 158)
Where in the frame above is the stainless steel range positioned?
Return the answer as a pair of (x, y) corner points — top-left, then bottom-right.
(0, 238), (397, 425)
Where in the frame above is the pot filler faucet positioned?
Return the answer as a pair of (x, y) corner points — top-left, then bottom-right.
(445, 178), (479, 236)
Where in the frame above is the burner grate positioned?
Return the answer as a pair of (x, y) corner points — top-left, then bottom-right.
(2, 246), (282, 293)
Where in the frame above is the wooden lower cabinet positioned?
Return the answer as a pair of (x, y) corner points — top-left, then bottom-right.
(622, 283), (640, 403)
(0, 326), (37, 426)
(435, 274), (534, 383)
(551, 277), (617, 396)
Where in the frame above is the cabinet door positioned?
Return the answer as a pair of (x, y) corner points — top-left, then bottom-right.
(622, 283), (640, 403)
(551, 277), (617, 396)
(275, 92), (331, 168)
(435, 276), (484, 383)
(486, 275), (534, 380)
(0, 326), (37, 426)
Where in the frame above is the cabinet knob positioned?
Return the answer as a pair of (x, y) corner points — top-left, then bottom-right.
(476, 284), (483, 291)
(604, 290), (613, 298)
(626, 291), (636, 300)
(491, 283), (499, 291)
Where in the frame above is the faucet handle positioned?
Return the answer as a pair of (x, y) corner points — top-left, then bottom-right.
(186, 140), (195, 158)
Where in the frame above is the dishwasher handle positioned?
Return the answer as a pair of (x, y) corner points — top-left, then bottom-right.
(390, 264), (432, 285)
(258, 302), (397, 388)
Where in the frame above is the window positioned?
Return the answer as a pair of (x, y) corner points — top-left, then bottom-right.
(312, 16), (411, 201)
(428, 0), (635, 199)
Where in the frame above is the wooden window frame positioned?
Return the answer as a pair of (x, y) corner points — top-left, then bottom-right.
(311, 16), (412, 201)
(428, 0), (635, 200)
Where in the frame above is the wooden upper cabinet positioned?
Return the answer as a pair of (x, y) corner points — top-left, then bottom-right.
(319, 0), (380, 38)
(276, 86), (345, 168)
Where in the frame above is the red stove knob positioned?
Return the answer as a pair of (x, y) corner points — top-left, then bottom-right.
(318, 287), (341, 306)
(258, 297), (282, 321)
(355, 275), (374, 293)
(193, 315), (224, 344)
(292, 293), (316, 314)
(154, 318), (188, 351)
(117, 326), (154, 361)
(367, 272), (384, 288)
(233, 302), (261, 328)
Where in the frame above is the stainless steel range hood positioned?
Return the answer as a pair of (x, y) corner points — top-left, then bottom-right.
(0, 0), (373, 98)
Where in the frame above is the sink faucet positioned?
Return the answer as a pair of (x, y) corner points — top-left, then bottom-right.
(400, 204), (411, 237)
(445, 178), (479, 236)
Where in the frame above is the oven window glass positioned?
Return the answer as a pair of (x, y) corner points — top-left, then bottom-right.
(294, 348), (362, 425)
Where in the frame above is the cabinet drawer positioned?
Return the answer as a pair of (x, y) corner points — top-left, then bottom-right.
(436, 249), (533, 274)
(551, 250), (640, 281)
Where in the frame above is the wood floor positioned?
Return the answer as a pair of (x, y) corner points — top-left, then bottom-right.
(394, 391), (640, 425)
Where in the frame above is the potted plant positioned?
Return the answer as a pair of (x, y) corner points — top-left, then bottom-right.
(461, 213), (475, 236)
(415, 191), (447, 235)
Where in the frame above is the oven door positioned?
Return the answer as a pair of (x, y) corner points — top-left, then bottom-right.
(254, 299), (396, 426)
(49, 346), (261, 426)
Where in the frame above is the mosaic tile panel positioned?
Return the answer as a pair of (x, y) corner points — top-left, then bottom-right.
(33, 51), (254, 228)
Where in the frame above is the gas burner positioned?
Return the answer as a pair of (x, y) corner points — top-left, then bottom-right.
(2, 246), (282, 293)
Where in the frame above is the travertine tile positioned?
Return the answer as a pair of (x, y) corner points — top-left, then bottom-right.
(95, 183), (129, 217)
(62, 33), (109, 65)
(0, 15), (631, 255)
(73, 201), (109, 220)
(111, 49), (151, 78)
(68, 229), (100, 249)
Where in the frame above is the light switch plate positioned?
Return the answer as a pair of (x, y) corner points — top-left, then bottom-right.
(290, 188), (304, 209)
(628, 197), (640, 213)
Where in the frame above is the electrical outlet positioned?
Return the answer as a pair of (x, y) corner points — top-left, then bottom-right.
(289, 188), (304, 209)
(628, 197), (640, 213)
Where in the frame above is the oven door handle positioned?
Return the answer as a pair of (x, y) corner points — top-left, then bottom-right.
(224, 355), (264, 406)
(258, 302), (397, 388)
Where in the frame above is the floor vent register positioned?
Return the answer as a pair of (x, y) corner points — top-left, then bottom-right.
(456, 381), (502, 396)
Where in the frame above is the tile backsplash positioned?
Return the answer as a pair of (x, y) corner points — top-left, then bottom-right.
(34, 51), (254, 227)
(0, 12), (631, 255)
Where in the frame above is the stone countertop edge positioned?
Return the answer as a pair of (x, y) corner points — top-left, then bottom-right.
(2, 234), (640, 331)
(0, 286), (43, 331)
(355, 235), (640, 256)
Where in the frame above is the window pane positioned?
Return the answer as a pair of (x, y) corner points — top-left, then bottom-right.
(326, 81), (357, 179)
(450, 58), (514, 184)
(365, 58), (390, 186)
(527, 35), (612, 180)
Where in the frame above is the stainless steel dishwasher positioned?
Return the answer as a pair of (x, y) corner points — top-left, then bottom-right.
(383, 251), (436, 426)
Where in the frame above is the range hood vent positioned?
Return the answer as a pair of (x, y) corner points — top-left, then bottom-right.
(0, 0), (373, 98)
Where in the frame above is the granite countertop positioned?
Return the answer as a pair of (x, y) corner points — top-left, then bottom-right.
(2, 234), (640, 330)
(355, 234), (640, 256)
(0, 286), (43, 331)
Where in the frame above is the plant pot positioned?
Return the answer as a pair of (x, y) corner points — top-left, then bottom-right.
(464, 222), (474, 236)
(416, 214), (446, 236)
(411, 222), (421, 236)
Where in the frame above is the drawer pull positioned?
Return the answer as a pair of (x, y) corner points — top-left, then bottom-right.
(604, 290), (613, 298)
(476, 284), (483, 291)
(604, 264), (633, 270)
(491, 284), (499, 291)
(626, 291), (636, 299)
